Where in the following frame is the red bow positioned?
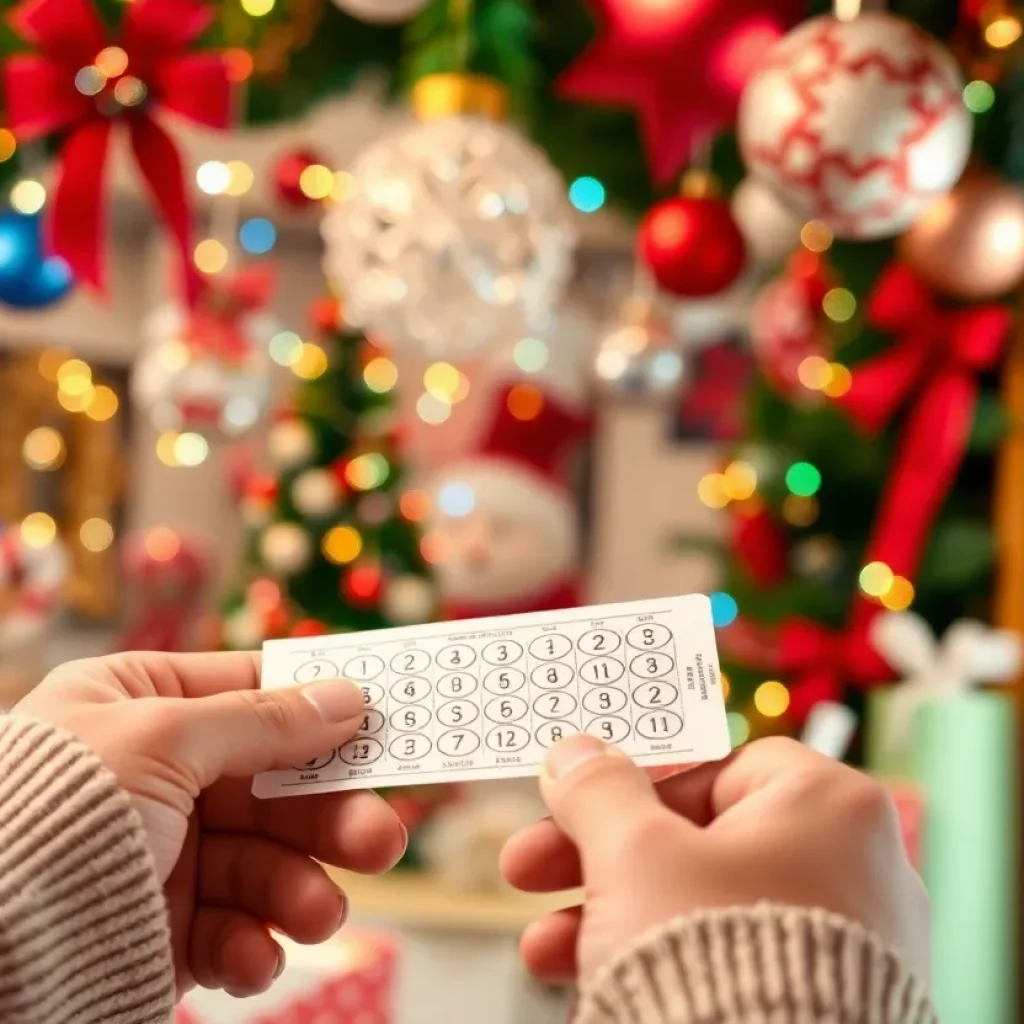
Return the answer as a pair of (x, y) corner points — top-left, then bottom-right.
(779, 617), (892, 722)
(186, 263), (276, 362)
(838, 262), (1009, 592)
(3, 0), (232, 306)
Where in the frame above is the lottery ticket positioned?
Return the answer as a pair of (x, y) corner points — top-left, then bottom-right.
(253, 593), (730, 798)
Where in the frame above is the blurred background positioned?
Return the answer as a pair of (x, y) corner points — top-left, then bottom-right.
(0, 0), (1019, 1020)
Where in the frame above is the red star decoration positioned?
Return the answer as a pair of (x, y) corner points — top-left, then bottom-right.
(559, 0), (803, 182)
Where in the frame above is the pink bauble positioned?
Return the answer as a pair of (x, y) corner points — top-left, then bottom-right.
(739, 13), (972, 239)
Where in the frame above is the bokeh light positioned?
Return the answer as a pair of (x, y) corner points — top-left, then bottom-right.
(416, 393), (451, 424)
(438, 481), (475, 518)
(710, 591), (739, 628)
(881, 575), (915, 611)
(346, 453), (389, 491)
(785, 461), (821, 497)
(364, 356), (399, 393)
(269, 330), (303, 367)
(800, 220), (833, 252)
(822, 287), (856, 323)
(225, 160), (255, 197)
(400, 489), (431, 522)
(782, 494), (819, 526)
(568, 176), (606, 213)
(697, 473), (730, 509)
(963, 80), (996, 114)
(0, 129), (17, 163)
(859, 560), (894, 598)
(22, 427), (65, 471)
(323, 525), (362, 565)
(722, 461), (757, 501)
(194, 238), (229, 274)
(513, 336), (549, 373)
(145, 527), (181, 562)
(21, 512), (57, 549)
(299, 164), (334, 201)
(507, 384), (544, 421)
(754, 680), (790, 718)
(727, 711), (750, 747)
(239, 217), (276, 254)
(10, 179), (46, 215)
(196, 160), (231, 196)
(80, 517), (114, 553)
(424, 362), (461, 400)
(291, 342), (328, 380)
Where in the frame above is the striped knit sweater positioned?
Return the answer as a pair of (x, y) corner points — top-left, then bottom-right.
(0, 715), (936, 1024)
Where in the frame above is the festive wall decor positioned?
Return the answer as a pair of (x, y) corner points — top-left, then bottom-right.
(739, 13), (973, 239)
(2, 0), (232, 304)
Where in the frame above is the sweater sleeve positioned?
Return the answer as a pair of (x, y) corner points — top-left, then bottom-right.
(0, 715), (175, 1024)
(577, 903), (936, 1024)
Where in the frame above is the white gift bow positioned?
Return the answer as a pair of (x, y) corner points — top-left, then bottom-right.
(801, 701), (858, 761)
(870, 611), (1023, 757)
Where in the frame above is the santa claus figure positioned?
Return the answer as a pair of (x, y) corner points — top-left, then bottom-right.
(428, 383), (590, 620)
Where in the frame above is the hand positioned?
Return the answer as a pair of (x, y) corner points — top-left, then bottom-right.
(501, 735), (929, 988)
(15, 652), (406, 998)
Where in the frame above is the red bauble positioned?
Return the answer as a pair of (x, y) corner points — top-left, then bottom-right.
(559, 0), (801, 181)
(291, 618), (328, 638)
(343, 562), (383, 607)
(310, 296), (341, 334)
(639, 196), (747, 298)
(731, 506), (787, 587)
(274, 148), (326, 209)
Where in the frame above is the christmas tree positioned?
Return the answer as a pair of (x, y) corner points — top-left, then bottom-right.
(222, 299), (437, 648)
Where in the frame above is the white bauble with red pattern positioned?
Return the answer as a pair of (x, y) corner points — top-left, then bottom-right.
(739, 13), (972, 240)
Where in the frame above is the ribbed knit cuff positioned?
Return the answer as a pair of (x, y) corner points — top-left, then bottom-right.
(0, 715), (175, 1024)
(578, 903), (936, 1024)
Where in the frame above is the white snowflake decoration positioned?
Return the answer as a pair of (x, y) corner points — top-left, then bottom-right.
(322, 116), (577, 359)
(739, 13), (972, 239)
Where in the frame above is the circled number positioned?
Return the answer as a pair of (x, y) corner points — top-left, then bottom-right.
(356, 709), (385, 735)
(578, 630), (621, 656)
(437, 730), (481, 758)
(339, 738), (383, 766)
(390, 677), (431, 704)
(358, 683), (385, 707)
(627, 624), (672, 650)
(532, 691), (578, 721)
(585, 716), (631, 744)
(582, 687), (628, 715)
(390, 649), (431, 675)
(389, 734), (432, 761)
(437, 699), (480, 728)
(630, 652), (675, 679)
(484, 695), (528, 723)
(389, 705), (432, 732)
(295, 660), (338, 684)
(436, 644), (476, 670)
(437, 673), (478, 699)
(580, 657), (625, 686)
(636, 710), (684, 740)
(535, 721), (579, 748)
(483, 667), (525, 695)
(482, 640), (523, 665)
(633, 681), (679, 710)
(530, 662), (574, 690)
(528, 633), (572, 661)
(485, 724), (530, 753)
(343, 655), (385, 681)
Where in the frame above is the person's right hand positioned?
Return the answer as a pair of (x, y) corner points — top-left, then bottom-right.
(501, 735), (930, 988)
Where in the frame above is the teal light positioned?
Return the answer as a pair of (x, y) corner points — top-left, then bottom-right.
(568, 176), (606, 213)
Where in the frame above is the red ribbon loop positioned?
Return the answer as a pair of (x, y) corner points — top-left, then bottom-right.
(2, 0), (232, 306)
(837, 261), (1010, 585)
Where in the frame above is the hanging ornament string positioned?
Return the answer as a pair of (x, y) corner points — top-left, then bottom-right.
(1, 0), (232, 307)
(836, 262), (1010, 625)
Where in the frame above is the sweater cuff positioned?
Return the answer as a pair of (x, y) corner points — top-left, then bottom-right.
(578, 903), (935, 1024)
(0, 715), (175, 1024)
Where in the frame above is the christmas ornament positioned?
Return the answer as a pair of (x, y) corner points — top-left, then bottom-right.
(739, 13), (973, 239)
(838, 262), (1010, 591)
(344, 561), (383, 607)
(113, 533), (205, 652)
(133, 265), (276, 438)
(0, 526), (67, 654)
(731, 177), (803, 267)
(898, 170), (1024, 301)
(268, 418), (316, 471)
(329, 0), (428, 22)
(639, 192), (747, 298)
(731, 506), (787, 587)
(383, 574), (435, 625)
(871, 611), (1022, 759)
(2, 0), (231, 304)
(751, 251), (832, 401)
(322, 73), (576, 359)
(593, 297), (683, 399)
(259, 522), (312, 576)
(291, 469), (340, 517)
(0, 208), (74, 309)
(559, 0), (801, 181)
(428, 382), (589, 618)
(273, 147), (328, 209)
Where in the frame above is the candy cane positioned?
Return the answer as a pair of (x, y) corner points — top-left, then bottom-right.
(0, 527), (67, 652)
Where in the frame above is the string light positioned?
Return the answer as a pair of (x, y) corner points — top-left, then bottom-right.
(985, 14), (1022, 48)
(21, 512), (57, 549)
(95, 46), (129, 77)
(859, 560), (894, 597)
(225, 160), (255, 196)
(156, 432), (181, 466)
(194, 238), (228, 274)
(881, 575), (915, 611)
(416, 393), (451, 424)
(697, 473), (730, 509)
(0, 129), (17, 162)
(85, 385), (119, 421)
(710, 591), (738, 628)
(345, 453), (389, 491)
(822, 287), (856, 323)
(727, 711), (750, 747)
(112, 76), (146, 107)
(754, 680), (790, 718)
(800, 220), (833, 252)
(74, 67), (105, 96)
(239, 218), (276, 254)
(822, 363), (852, 398)
(400, 489), (431, 521)
(323, 525), (362, 565)
(240, 0), (276, 14)
(224, 49), (255, 83)
(785, 461), (821, 497)
(57, 359), (92, 394)
(174, 432), (209, 467)
(23, 427), (65, 471)
(507, 384), (544, 421)
(364, 356), (398, 393)
(269, 330), (303, 367)
(963, 80), (996, 113)
(424, 362), (461, 400)
(782, 494), (819, 526)
(196, 161), (231, 196)
(438, 481), (476, 517)
(299, 164), (334, 201)
(248, 579), (282, 612)
(290, 342), (328, 380)
(420, 530), (451, 565)
(80, 518), (114, 553)
(568, 176), (606, 213)
(10, 179), (46, 215)
(797, 355), (832, 391)
(722, 461), (757, 501)
(513, 336), (549, 373)
(144, 527), (181, 562)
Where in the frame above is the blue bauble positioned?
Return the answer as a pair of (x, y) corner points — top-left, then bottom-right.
(0, 209), (75, 310)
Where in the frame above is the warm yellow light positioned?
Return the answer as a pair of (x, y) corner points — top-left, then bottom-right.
(10, 179), (46, 215)
(424, 361), (461, 400)
(754, 680), (790, 718)
(452, 372), (471, 403)
(95, 45), (129, 77)
(194, 238), (229, 274)
(0, 129), (17, 163)
(800, 220), (833, 253)
(57, 385), (94, 413)
(57, 358), (93, 393)
(985, 14), (1022, 48)
(416, 393), (451, 425)
(86, 384), (119, 421)
(174, 432), (209, 467)
(363, 356), (398, 393)
(37, 349), (71, 381)
(822, 288), (856, 323)
(299, 164), (334, 201)
(80, 517), (114, 553)
(113, 76), (146, 107)
(797, 355), (833, 391)
(881, 575), (915, 611)
(782, 494), (819, 526)
(722, 461), (757, 501)
(697, 472), (730, 509)
(822, 363), (853, 398)
(345, 453), (389, 491)
(859, 560), (894, 598)
(332, 170), (356, 202)
(291, 342), (329, 380)
(225, 160), (255, 197)
(323, 525), (363, 565)
(21, 512), (57, 549)
(22, 427), (65, 471)
(241, 0), (276, 14)
(420, 529), (452, 565)
(156, 432), (182, 467)
(720, 673), (730, 701)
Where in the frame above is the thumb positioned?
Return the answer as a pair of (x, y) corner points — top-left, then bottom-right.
(540, 734), (662, 862)
(170, 679), (366, 786)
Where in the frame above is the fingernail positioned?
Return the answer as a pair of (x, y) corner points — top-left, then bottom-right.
(272, 948), (286, 980)
(543, 734), (617, 781)
(301, 679), (363, 723)
(335, 890), (349, 931)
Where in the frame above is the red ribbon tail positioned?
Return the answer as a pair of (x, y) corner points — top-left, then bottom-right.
(129, 115), (201, 307)
(50, 120), (113, 293)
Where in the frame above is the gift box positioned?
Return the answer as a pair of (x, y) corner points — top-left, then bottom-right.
(887, 783), (923, 872)
(177, 930), (396, 1024)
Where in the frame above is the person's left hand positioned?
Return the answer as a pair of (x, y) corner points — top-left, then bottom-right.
(15, 652), (406, 999)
